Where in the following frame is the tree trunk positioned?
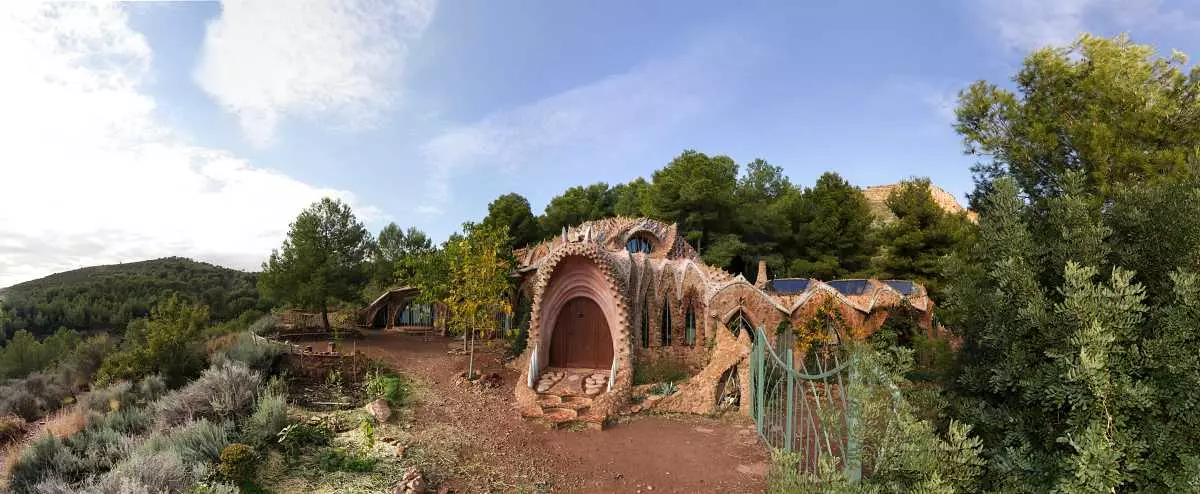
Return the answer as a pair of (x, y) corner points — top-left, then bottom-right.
(468, 328), (476, 379)
(322, 304), (331, 331)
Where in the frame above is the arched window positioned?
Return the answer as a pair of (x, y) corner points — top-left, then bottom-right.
(726, 310), (755, 341)
(684, 303), (696, 347)
(641, 298), (650, 348)
(625, 234), (654, 254)
(661, 296), (672, 346)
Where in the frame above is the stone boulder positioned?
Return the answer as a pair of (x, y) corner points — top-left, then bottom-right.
(393, 467), (426, 494)
(365, 398), (392, 423)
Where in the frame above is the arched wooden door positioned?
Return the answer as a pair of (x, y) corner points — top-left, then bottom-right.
(549, 296), (614, 369)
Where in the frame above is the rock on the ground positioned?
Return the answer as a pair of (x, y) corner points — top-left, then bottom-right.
(365, 398), (392, 423)
(394, 467), (426, 494)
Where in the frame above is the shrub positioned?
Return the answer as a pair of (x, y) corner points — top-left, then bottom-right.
(218, 332), (284, 372)
(156, 361), (261, 426)
(140, 418), (231, 466)
(243, 392), (288, 448)
(9, 435), (81, 494)
(216, 443), (257, 484)
(81, 381), (133, 414)
(99, 406), (152, 435)
(102, 449), (191, 494)
(66, 422), (130, 472)
(277, 423), (330, 456)
(362, 370), (408, 406)
(135, 374), (166, 402)
(0, 414), (27, 444)
(632, 358), (689, 385)
(248, 314), (279, 336)
(651, 382), (678, 396)
(317, 447), (377, 472)
(5, 389), (40, 421)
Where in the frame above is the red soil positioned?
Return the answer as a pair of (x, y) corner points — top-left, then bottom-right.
(346, 332), (769, 493)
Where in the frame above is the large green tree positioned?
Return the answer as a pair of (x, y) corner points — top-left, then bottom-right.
(703, 159), (794, 278)
(647, 150), (738, 250)
(945, 174), (1200, 492)
(482, 193), (541, 248)
(956, 34), (1200, 206)
(779, 172), (875, 280)
(874, 178), (974, 299)
(610, 178), (652, 217)
(259, 197), (372, 330)
(368, 223), (432, 293)
(97, 294), (210, 386)
(540, 183), (613, 234)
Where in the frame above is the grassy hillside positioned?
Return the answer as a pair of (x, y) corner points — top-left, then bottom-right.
(0, 257), (268, 337)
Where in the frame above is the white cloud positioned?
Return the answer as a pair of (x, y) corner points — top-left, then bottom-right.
(419, 38), (753, 212)
(0, 3), (375, 287)
(194, 0), (436, 146)
(978, 0), (1199, 52)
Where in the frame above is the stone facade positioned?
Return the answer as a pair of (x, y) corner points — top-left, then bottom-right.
(512, 217), (935, 426)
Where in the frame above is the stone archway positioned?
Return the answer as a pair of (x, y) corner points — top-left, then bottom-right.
(534, 256), (624, 375)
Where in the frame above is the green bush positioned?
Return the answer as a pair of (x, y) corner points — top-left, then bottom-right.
(100, 449), (191, 494)
(248, 314), (280, 336)
(139, 418), (231, 466)
(9, 435), (81, 494)
(651, 382), (678, 396)
(277, 422), (331, 456)
(243, 392), (289, 448)
(66, 422), (130, 472)
(218, 332), (285, 371)
(632, 358), (689, 385)
(0, 414), (27, 443)
(362, 370), (408, 406)
(217, 443), (258, 484)
(156, 361), (262, 426)
(317, 447), (377, 472)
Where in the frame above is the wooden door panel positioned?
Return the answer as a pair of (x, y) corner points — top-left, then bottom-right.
(549, 297), (612, 369)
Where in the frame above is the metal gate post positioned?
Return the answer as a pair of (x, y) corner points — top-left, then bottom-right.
(845, 354), (862, 483)
(783, 334), (795, 452)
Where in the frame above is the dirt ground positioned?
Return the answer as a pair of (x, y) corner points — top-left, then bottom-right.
(345, 331), (769, 494)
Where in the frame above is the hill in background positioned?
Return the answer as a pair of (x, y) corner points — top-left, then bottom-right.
(0, 257), (267, 337)
(862, 182), (977, 223)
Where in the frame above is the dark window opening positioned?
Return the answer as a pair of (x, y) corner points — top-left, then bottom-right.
(641, 298), (650, 348)
(661, 297), (672, 346)
(626, 235), (654, 254)
(685, 303), (696, 347)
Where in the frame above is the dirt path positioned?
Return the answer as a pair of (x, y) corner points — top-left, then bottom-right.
(346, 332), (769, 494)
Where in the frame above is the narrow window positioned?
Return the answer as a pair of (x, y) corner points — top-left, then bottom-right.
(641, 298), (650, 348)
(626, 235), (655, 254)
(685, 303), (696, 347)
(661, 297), (672, 346)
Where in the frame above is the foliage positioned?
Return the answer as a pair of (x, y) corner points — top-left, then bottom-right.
(445, 221), (513, 356)
(0, 257), (263, 337)
(277, 423), (332, 456)
(779, 172), (876, 280)
(217, 443), (258, 484)
(540, 182), (614, 235)
(955, 34), (1200, 207)
(362, 370), (408, 406)
(0, 335), (113, 422)
(647, 150), (739, 249)
(218, 332), (285, 372)
(651, 382), (678, 396)
(367, 222), (433, 295)
(248, 313), (280, 336)
(632, 358), (689, 385)
(98, 294), (211, 387)
(945, 173), (1200, 491)
(610, 177), (652, 217)
(874, 178), (975, 301)
(243, 391), (289, 448)
(0, 327), (81, 379)
(139, 418), (231, 466)
(259, 197), (372, 330)
(9, 434), (81, 494)
(317, 446), (377, 472)
(483, 192), (542, 248)
(156, 360), (262, 426)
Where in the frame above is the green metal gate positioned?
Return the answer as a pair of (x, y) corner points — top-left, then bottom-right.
(750, 324), (862, 481)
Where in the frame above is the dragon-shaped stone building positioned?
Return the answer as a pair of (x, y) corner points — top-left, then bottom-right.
(511, 217), (935, 428)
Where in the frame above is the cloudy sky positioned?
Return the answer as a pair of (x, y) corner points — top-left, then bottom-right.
(2, 1), (1199, 287)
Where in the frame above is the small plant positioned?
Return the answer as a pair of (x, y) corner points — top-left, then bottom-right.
(277, 422), (331, 456)
(318, 447), (377, 472)
(244, 392), (289, 448)
(360, 418), (376, 449)
(217, 443), (258, 484)
(651, 382), (678, 396)
(325, 369), (345, 402)
(362, 369), (407, 406)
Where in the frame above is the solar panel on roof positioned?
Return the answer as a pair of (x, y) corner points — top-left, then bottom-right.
(766, 278), (810, 294)
(828, 279), (869, 295)
(884, 280), (917, 296)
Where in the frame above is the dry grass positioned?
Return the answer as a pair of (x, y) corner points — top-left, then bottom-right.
(44, 405), (87, 438)
(0, 405), (86, 487)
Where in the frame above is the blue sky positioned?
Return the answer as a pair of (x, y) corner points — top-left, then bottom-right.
(2, 1), (1199, 286)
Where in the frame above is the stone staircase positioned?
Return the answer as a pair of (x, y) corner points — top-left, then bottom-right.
(524, 368), (610, 429)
